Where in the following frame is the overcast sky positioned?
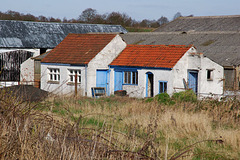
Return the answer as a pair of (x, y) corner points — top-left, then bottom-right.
(0, 0), (239, 21)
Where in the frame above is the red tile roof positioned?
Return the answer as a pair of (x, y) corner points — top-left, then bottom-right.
(110, 45), (192, 68)
(41, 33), (117, 65)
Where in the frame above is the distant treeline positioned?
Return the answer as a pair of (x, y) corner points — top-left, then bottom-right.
(0, 9), (191, 28)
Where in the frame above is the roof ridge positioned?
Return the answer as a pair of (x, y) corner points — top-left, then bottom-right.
(127, 44), (192, 48)
(125, 31), (240, 35)
(181, 15), (240, 19)
(0, 19), (125, 27)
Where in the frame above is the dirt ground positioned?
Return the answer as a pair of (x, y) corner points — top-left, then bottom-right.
(0, 85), (48, 102)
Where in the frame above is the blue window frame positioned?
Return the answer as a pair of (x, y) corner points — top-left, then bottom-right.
(159, 81), (167, 93)
(124, 71), (138, 85)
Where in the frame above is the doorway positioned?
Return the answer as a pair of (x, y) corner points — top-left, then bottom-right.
(146, 72), (154, 97)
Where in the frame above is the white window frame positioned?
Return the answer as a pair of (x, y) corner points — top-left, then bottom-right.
(48, 68), (60, 82)
(68, 69), (81, 84)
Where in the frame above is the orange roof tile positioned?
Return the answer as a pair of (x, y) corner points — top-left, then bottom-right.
(41, 33), (117, 65)
(110, 45), (192, 68)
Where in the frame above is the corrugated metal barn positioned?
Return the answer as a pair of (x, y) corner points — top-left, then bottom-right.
(0, 20), (127, 83)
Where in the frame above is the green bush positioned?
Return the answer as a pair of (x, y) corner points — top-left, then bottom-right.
(145, 97), (154, 103)
(155, 93), (175, 105)
(172, 90), (197, 103)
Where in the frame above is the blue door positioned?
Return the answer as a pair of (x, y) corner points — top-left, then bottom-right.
(96, 70), (108, 94)
(188, 71), (198, 93)
(114, 71), (123, 91)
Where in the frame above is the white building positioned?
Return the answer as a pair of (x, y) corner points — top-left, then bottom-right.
(41, 33), (126, 96)
(40, 34), (224, 98)
(109, 45), (224, 98)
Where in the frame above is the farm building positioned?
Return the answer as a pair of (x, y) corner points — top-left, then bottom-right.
(40, 33), (126, 96)
(0, 20), (127, 87)
(121, 31), (240, 91)
(110, 44), (223, 98)
(154, 15), (240, 32)
(40, 33), (223, 98)
(150, 15), (240, 91)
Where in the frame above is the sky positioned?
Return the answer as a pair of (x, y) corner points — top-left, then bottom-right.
(0, 0), (239, 21)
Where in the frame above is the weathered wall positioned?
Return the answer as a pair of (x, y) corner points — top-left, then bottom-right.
(41, 64), (86, 95)
(114, 47), (223, 99)
(41, 35), (126, 96)
(20, 58), (34, 85)
(20, 49), (51, 85)
(198, 57), (224, 98)
(172, 47), (223, 98)
(120, 69), (172, 98)
(87, 35), (127, 96)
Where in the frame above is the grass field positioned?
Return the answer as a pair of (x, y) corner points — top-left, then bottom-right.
(1, 90), (240, 159)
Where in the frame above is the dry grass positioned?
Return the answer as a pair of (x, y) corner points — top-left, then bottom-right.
(1, 92), (240, 159)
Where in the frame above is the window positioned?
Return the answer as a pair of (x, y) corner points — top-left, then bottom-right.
(207, 69), (213, 81)
(68, 69), (81, 83)
(124, 71), (138, 85)
(159, 81), (167, 93)
(49, 68), (60, 82)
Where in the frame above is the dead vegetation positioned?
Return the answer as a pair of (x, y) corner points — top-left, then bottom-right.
(1, 89), (240, 159)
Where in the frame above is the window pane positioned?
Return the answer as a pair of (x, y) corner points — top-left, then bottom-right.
(207, 70), (213, 80)
(136, 72), (138, 84)
(127, 72), (131, 84)
(132, 72), (136, 84)
(164, 83), (167, 93)
(124, 72), (128, 83)
(207, 70), (210, 79)
(160, 82), (163, 93)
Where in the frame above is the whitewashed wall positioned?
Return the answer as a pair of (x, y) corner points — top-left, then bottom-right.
(116, 47), (223, 99)
(120, 69), (172, 98)
(172, 47), (223, 98)
(41, 64), (86, 95)
(86, 35), (127, 96)
(20, 58), (35, 85)
(20, 49), (52, 84)
(198, 57), (223, 98)
(41, 35), (126, 96)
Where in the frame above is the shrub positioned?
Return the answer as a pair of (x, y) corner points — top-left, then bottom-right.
(172, 90), (197, 103)
(155, 92), (175, 105)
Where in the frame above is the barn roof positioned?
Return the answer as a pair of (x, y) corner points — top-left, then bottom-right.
(110, 44), (191, 69)
(154, 15), (240, 32)
(0, 20), (127, 49)
(120, 32), (240, 66)
(41, 33), (117, 65)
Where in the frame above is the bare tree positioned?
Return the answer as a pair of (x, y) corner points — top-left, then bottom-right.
(157, 16), (169, 25)
(173, 12), (182, 20)
(38, 15), (48, 22)
(106, 12), (132, 27)
(78, 8), (97, 23)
